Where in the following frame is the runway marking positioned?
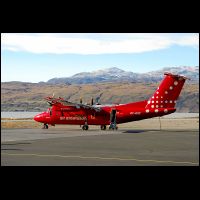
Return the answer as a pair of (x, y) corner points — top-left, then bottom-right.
(1, 153), (198, 165)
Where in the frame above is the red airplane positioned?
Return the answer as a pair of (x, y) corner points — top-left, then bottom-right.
(34, 72), (189, 130)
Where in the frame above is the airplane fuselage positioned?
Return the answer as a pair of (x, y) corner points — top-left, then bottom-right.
(34, 72), (188, 130)
(34, 100), (176, 126)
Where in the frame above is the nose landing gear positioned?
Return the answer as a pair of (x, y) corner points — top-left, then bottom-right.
(43, 124), (48, 129)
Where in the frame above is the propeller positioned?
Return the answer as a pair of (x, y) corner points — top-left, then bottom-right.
(45, 93), (63, 106)
(95, 93), (103, 104)
(46, 93), (103, 107)
(91, 97), (94, 106)
(47, 101), (52, 106)
(45, 94), (51, 106)
(79, 93), (102, 105)
(79, 97), (94, 105)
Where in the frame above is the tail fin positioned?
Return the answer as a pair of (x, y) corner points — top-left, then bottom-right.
(146, 72), (190, 109)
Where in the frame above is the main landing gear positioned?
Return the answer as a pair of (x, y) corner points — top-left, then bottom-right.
(100, 125), (107, 130)
(82, 124), (89, 130)
(109, 123), (118, 130)
(81, 125), (107, 131)
(109, 109), (118, 130)
(43, 124), (48, 129)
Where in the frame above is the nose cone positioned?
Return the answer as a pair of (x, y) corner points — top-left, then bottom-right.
(34, 114), (44, 123)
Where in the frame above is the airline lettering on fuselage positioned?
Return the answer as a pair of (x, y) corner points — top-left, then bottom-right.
(91, 115), (96, 119)
(60, 116), (87, 120)
(130, 112), (141, 115)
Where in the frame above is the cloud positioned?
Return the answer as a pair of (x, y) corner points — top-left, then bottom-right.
(1, 33), (199, 55)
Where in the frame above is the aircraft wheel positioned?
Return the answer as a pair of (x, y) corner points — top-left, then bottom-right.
(82, 125), (89, 130)
(43, 124), (48, 129)
(101, 125), (106, 130)
(109, 124), (118, 130)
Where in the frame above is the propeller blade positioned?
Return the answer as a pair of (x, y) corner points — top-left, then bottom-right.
(91, 97), (94, 105)
(95, 93), (103, 104)
(47, 101), (52, 106)
(95, 96), (100, 103)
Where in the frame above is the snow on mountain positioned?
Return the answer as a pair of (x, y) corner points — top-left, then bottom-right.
(47, 66), (199, 84)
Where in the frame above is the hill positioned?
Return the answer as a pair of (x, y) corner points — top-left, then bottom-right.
(1, 81), (199, 112)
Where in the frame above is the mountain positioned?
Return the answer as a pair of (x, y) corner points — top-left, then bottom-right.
(47, 66), (199, 84)
(146, 66), (199, 80)
(1, 66), (199, 112)
(1, 81), (199, 112)
(47, 67), (138, 84)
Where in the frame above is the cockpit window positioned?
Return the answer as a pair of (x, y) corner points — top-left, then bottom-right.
(47, 108), (52, 116)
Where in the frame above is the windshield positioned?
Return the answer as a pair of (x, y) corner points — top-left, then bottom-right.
(46, 108), (52, 116)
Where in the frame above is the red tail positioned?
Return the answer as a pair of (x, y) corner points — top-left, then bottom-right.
(146, 72), (190, 109)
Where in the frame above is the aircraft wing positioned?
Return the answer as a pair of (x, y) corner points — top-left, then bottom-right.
(45, 96), (101, 111)
(60, 100), (101, 112)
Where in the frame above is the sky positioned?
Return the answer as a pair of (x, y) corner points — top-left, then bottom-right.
(1, 33), (199, 83)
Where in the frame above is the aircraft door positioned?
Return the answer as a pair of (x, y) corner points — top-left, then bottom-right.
(109, 109), (118, 130)
(110, 109), (116, 124)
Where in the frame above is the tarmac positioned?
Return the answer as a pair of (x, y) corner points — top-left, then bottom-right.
(1, 127), (199, 166)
